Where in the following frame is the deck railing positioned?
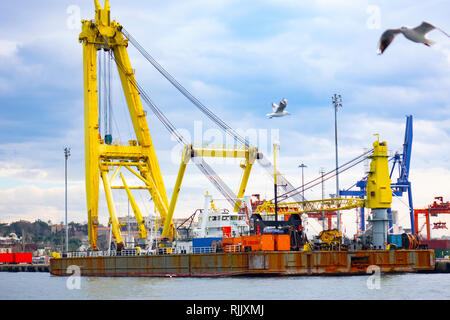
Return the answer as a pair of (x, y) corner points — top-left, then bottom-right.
(62, 244), (245, 258)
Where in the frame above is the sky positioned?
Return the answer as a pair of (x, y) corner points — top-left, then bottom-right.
(0, 0), (449, 238)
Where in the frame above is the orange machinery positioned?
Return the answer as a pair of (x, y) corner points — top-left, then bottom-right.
(222, 234), (291, 252)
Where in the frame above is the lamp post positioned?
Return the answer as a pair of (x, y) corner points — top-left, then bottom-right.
(273, 143), (280, 222)
(332, 94), (342, 233)
(64, 147), (71, 253)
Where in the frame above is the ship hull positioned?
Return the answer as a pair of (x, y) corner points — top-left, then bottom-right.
(50, 250), (434, 277)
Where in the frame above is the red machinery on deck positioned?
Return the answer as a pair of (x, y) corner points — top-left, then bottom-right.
(414, 197), (450, 240)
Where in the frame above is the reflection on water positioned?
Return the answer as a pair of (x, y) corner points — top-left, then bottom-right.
(0, 272), (449, 300)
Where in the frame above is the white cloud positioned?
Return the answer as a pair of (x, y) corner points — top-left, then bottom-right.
(0, 40), (20, 58)
(0, 162), (48, 181)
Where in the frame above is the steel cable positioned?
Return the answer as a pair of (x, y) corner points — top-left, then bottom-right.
(274, 148), (374, 202)
(121, 27), (249, 147)
(110, 50), (239, 208)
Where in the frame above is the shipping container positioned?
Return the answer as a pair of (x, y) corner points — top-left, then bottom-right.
(0, 253), (14, 264)
(421, 239), (450, 250)
(13, 253), (32, 264)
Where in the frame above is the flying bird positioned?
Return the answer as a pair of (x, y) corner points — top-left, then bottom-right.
(266, 98), (290, 119)
(377, 21), (450, 55)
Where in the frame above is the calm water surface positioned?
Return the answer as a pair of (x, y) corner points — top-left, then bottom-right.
(0, 272), (449, 300)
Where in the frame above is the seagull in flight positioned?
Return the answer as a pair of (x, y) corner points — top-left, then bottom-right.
(377, 21), (450, 55)
(267, 98), (290, 118)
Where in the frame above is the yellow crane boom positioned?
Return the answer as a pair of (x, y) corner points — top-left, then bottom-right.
(255, 198), (366, 215)
(160, 144), (259, 239)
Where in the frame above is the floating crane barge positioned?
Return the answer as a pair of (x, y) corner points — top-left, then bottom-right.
(50, 1), (435, 277)
(50, 250), (433, 277)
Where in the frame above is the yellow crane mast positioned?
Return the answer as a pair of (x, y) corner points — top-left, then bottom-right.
(80, 0), (173, 250)
(80, 1), (260, 249)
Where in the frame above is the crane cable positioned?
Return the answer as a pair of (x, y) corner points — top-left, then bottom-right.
(276, 149), (372, 202)
(109, 50), (239, 208)
(118, 28), (373, 207)
(121, 27), (311, 202)
(274, 148), (374, 202)
(121, 27), (250, 148)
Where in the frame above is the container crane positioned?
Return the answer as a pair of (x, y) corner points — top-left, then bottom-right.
(414, 197), (450, 240)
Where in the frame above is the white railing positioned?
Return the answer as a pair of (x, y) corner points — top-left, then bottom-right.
(156, 247), (174, 255)
(192, 247), (216, 254)
(66, 252), (86, 258)
(66, 250), (118, 258)
(223, 245), (241, 253)
(64, 245), (226, 257)
(120, 249), (138, 256)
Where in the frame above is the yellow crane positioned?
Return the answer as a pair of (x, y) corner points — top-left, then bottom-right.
(79, 1), (259, 249)
(80, 0), (173, 250)
(79, 2), (393, 251)
(160, 143), (259, 239)
(255, 137), (392, 225)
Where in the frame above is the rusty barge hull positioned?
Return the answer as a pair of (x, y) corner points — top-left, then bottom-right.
(50, 250), (435, 277)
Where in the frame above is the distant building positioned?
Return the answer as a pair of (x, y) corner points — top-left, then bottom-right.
(51, 224), (65, 233)
(0, 233), (21, 249)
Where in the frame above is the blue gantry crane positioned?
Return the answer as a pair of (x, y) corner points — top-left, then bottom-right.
(340, 115), (415, 234)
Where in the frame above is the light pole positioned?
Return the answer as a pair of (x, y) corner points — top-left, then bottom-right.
(64, 147), (71, 253)
(332, 94), (342, 233)
(273, 143), (280, 222)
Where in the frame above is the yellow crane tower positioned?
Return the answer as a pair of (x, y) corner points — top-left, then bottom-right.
(79, 0), (173, 250)
(79, 1), (260, 250)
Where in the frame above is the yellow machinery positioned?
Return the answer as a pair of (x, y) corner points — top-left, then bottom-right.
(206, 191), (218, 212)
(79, 2), (392, 251)
(79, 1), (259, 249)
(255, 198), (365, 215)
(366, 135), (392, 209)
(315, 230), (342, 250)
(160, 143), (259, 238)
